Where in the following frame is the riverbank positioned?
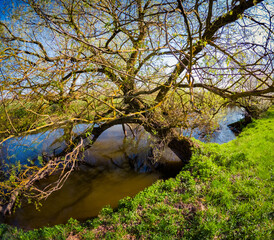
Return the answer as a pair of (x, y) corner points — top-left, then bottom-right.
(0, 107), (273, 239)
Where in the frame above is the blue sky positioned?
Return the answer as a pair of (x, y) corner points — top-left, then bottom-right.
(0, 0), (21, 20)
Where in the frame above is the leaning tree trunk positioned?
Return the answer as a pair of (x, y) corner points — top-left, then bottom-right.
(142, 121), (196, 164)
(167, 135), (194, 164)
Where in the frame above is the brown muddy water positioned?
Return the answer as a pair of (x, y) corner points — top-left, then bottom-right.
(1, 125), (183, 229)
(4, 170), (160, 229)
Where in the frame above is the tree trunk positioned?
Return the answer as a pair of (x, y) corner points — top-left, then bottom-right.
(168, 136), (194, 164)
(142, 121), (195, 164)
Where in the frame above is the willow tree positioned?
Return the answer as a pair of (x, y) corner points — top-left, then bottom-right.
(0, 0), (273, 214)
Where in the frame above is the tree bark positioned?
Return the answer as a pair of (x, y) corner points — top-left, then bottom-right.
(168, 136), (194, 164)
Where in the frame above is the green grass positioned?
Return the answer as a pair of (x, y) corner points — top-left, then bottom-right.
(0, 107), (273, 239)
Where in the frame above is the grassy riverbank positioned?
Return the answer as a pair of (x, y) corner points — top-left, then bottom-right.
(0, 107), (273, 239)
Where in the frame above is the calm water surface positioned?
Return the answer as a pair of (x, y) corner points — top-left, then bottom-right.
(0, 107), (245, 229)
(2, 125), (182, 229)
(5, 169), (159, 229)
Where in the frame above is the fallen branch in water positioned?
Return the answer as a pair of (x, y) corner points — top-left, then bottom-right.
(0, 139), (83, 216)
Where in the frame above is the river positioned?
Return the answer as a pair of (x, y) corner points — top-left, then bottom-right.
(0, 107), (246, 229)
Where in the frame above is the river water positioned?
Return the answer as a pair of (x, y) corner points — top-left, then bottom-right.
(0, 107), (245, 229)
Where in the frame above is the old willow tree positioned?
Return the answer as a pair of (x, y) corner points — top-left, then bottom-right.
(0, 0), (273, 214)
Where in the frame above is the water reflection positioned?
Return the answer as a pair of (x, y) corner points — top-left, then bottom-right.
(0, 107), (245, 165)
(0, 124), (90, 166)
(5, 169), (159, 229)
(182, 107), (245, 143)
(0, 107), (246, 229)
(2, 124), (182, 229)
